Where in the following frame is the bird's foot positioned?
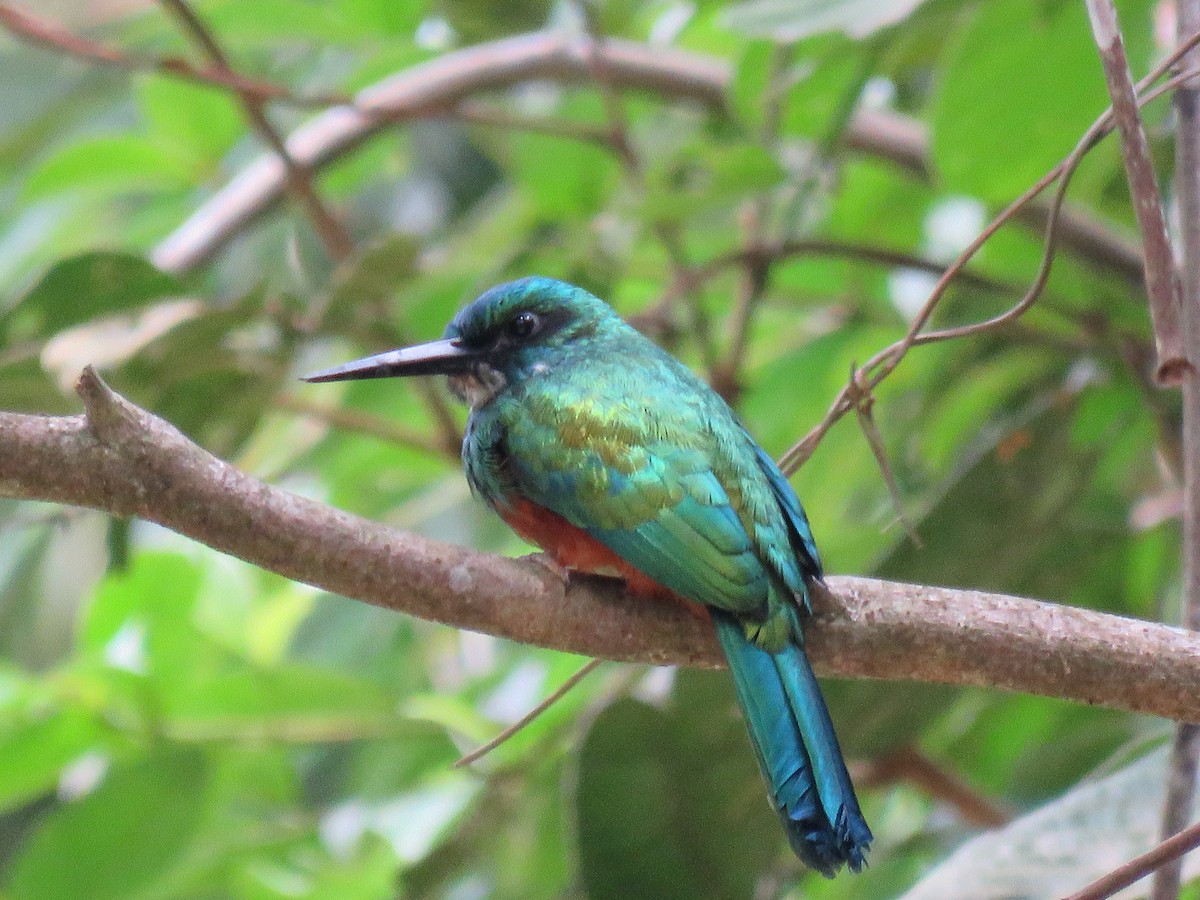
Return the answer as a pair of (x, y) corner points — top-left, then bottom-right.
(522, 552), (572, 587)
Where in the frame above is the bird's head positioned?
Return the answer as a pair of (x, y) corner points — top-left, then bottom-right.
(303, 277), (620, 408)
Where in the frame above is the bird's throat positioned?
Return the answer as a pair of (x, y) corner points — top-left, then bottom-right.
(447, 363), (507, 409)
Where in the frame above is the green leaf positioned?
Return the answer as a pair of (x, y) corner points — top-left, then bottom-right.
(899, 745), (1195, 900)
(876, 391), (1111, 603)
(326, 234), (420, 317)
(5, 750), (209, 900)
(722, 0), (930, 40)
(0, 666), (113, 813)
(642, 141), (784, 219)
(161, 665), (401, 743)
(5, 252), (183, 338)
(507, 133), (618, 219)
(135, 75), (244, 162)
(23, 135), (194, 201)
(708, 142), (785, 193)
(79, 552), (202, 659)
(931, 0), (1111, 202)
(731, 41), (774, 129)
(575, 672), (781, 900)
(199, 0), (423, 43)
(779, 37), (877, 139)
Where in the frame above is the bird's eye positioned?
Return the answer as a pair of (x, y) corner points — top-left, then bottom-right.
(507, 311), (540, 340)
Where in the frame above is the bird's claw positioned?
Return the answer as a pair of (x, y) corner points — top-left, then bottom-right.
(523, 552), (572, 587)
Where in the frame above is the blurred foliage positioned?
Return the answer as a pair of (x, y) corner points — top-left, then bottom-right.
(0, 0), (1187, 897)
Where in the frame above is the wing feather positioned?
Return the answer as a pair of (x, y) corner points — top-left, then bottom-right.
(503, 410), (771, 615)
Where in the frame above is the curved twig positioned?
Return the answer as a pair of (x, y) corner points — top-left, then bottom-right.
(0, 369), (1197, 723)
(779, 53), (1200, 475)
(149, 33), (1144, 282)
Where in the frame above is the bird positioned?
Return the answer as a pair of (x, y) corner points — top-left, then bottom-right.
(304, 276), (872, 876)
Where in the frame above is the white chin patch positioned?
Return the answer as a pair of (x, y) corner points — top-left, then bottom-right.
(448, 365), (507, 408)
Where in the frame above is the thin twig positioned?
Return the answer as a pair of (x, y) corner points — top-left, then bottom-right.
(714, 46), (790, 401)
(778, 38), (1200, 476)
(1152, 7), (1200, 898)
(0, 4), (350, 106)
(714, 237), (770, 402)
(698, 239), (1011, 293)
(446, 102), (613, 144)
(1066, 816), (1200, 900)
(453, 658), (603, 768)
(273, 395), (452, 458)
(848, 366), (922, 547)
(158, 0), (354, 263)
(638, 237), (1014, 348)
(1085, 0), (1186, 385)
(0, 506), (75, 535)
(855, 747), (1010, 828)
(576, 5), (714, 370)
(146, 33), (1142, 281)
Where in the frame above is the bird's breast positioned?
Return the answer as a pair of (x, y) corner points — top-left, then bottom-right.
(500, 497), (675, 600)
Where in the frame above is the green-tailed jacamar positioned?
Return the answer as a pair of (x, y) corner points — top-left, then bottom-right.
(304, 277), (871, 875)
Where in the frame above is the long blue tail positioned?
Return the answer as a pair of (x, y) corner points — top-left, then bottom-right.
(713, 610), (872, 877)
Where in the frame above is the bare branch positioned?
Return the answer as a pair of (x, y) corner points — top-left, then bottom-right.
(0, 371), (1198, 723)
(1154, 727), (1200, 900)
(158, 0), (354, 263)
(856, 748), (1010, 828)
(699, 239), (1011, 294)
(273, 394), (453, 458)
(149, 33), (1143, 284)
(1152, 5), (1200, 897)
(453, 657), (603, 768)
(151, 33), (727, 273)
(1085, 0), (1186, 385)
(1068, 816), (1200, 900)
(0, 4), (350, 106)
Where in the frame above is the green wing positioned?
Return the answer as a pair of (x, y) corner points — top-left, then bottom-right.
(500, 391), (777, 617)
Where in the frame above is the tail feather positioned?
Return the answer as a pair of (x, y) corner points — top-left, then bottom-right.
(714, 611), (872, 877)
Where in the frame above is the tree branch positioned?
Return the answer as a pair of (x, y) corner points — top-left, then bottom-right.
(0, 369), (1197, 723)
(0, 4), (350, 106)
(158, 0), (354, 263)
(1153, 3), (1200, 896)
(148, 32), (1145, 283)
(1085, 0), (1186, 385)
(778, 51), (1200, 475)
(1069, 816), (1200, 900)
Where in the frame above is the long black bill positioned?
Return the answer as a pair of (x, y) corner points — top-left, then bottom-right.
(302, 338), (481, 383)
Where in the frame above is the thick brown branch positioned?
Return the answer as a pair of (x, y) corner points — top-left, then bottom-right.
(0, 370), (1197, 723)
